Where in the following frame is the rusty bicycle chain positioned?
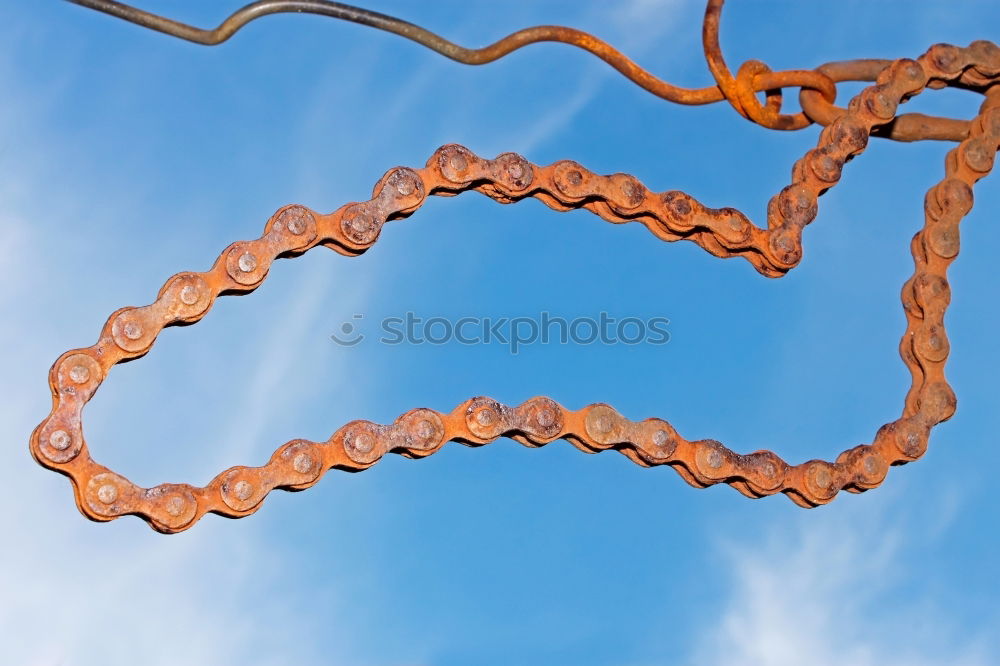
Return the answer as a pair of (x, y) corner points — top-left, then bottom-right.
(30, 41), (1000, 532)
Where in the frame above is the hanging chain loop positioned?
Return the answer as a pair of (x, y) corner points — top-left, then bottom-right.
(31, 26), (1000, 529)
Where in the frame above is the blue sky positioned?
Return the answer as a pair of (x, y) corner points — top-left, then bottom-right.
(2, 1), (1000, 664)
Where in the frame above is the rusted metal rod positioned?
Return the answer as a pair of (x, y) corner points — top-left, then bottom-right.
(66, 0), (979, 142)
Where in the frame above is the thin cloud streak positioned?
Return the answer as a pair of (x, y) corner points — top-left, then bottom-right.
(217, 14), (463, 463)
(688, 497), (996, 666)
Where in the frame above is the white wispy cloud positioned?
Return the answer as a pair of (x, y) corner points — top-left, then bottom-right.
(0, 2), (535, 661)
(688, 495), (996, 666)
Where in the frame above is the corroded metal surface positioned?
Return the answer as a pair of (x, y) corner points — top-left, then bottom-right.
(36, 2), (1000, 531)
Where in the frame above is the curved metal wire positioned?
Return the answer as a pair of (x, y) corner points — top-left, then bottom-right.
(65, 0), (972, 141)
(66, 0), (822, 107)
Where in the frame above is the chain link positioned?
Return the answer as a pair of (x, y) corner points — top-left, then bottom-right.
(30, 40), (1000, 532)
